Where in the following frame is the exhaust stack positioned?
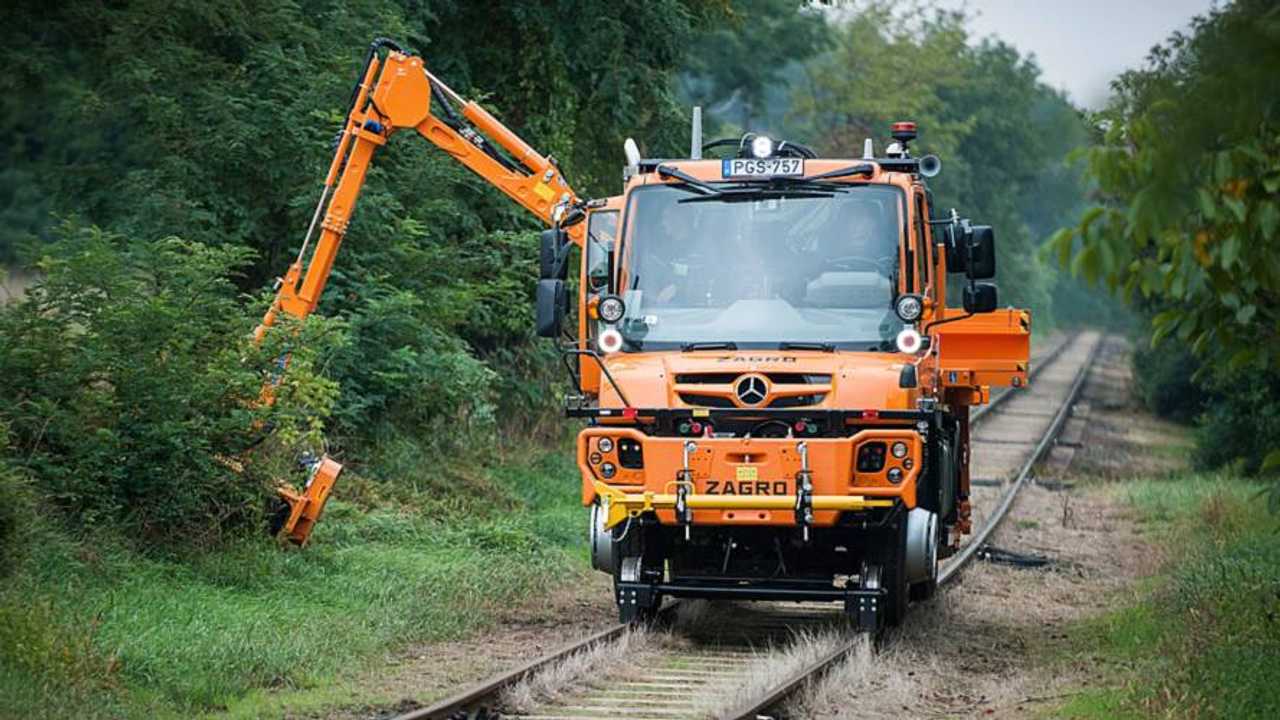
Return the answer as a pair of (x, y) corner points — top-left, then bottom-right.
(690, 106), (703, 160)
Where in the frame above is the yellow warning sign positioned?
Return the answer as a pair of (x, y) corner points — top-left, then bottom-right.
(533, 181), (555, 201)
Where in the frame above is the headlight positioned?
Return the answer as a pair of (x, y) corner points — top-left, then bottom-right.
(895, 327), (923, 354)
(597, 437), (614, 453)
(894, 294), (923, 322)
(891, 441), (908, 459)
(598, 327), (624, 353)
(600, 462), (617, 479)
(750, 135), (774, 159)
(887, 467), (904, 483)
(598, 295), (625, 323)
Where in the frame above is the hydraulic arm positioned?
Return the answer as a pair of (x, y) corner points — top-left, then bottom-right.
(257, 39), (582, 544)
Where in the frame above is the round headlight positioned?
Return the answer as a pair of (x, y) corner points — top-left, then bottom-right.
(750, 135), (774, 159)
(598, 295), (625, 324)
(600, 462), (617, 479)
(895, 327), (923, 354)
(597, 437), (614, 454)
(891, 441), (908, 459)
(894, 294), (923, 323)
(887, 467), (904, 483)
(598, 327), (624, 354)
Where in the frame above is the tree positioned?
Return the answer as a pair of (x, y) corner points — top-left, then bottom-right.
(1049, 0), (1280, 478)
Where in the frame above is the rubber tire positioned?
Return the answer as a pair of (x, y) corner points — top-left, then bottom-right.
(908, 517), (941, 602)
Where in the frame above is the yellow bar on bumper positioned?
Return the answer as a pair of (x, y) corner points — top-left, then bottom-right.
(593, 481), (894, 529)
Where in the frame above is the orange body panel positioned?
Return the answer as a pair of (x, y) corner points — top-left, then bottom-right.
(933, 308), (1032, 388)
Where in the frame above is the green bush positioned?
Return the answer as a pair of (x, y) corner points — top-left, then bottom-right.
(1132, 333), (1202, 424)
(1193, 369), (1280, 476)
(0, 224), (335, 548)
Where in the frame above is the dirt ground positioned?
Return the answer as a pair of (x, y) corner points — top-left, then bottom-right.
(336, 571), (619, 719)
(789, 335), (1189, 718)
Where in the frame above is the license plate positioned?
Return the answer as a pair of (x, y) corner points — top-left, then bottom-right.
(722, 157), (804, 178)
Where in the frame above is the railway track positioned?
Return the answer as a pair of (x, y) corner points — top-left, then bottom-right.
(393, 331), (1101, 720)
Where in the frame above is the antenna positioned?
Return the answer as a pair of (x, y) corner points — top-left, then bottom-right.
(623, 138), (641, 180)
(690, 106), (703, 160)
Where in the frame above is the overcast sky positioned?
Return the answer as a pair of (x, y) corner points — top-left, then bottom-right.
(932, 0), (1219, 108)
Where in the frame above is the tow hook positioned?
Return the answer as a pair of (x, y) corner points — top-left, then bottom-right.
(676, 440), (696, 540)
(794, 441), (814, 542)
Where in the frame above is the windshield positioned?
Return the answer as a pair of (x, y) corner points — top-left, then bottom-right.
(617, 183), (905, 351)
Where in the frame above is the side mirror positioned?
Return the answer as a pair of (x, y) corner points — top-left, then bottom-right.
(535, 279), (567, 337)
(968, 225), (996, 280)
(962, 282), (998, 314)
(539, 229), (570, 280)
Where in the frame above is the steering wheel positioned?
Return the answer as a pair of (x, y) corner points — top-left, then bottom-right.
(825, 256), (884, 273)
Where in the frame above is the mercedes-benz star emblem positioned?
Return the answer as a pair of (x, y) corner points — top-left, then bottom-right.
(735, 374), (769, 406)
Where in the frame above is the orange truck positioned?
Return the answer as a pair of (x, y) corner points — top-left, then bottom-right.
(256, 40), (1029, 630)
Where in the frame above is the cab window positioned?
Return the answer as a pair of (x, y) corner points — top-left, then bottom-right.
(913, 192), (930, 293)
(586, 210), (618, 293)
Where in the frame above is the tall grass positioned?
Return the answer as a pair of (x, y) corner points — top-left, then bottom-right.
(1056, 474), (1280, 719)
(0, 447), (588, 719)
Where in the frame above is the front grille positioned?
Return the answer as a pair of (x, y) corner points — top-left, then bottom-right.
(769, 393), (828, 408)
(674, 373), (742, 384)
(677, 372), (832, 385)
(678, 393), (736, 408)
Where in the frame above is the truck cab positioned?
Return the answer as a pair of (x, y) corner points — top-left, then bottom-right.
(538, 127), (1030, 627)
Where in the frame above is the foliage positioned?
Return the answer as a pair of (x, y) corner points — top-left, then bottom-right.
(1050, 0), (1280, 481)
(0, 224), (335, 547)
(1131, 336), (1202, 424)
(785, 3), (1091, 325)
(680, 0), (830, 131)
(1192, 370), (1280, 477)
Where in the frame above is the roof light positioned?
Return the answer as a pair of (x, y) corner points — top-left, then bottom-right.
(891, 121), (918, 143)
(750, 135), (775, 159)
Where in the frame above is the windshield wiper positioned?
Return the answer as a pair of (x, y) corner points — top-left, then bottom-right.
(803, 163), (875, 181)
(679, 187), (836, 204)
(656, 164), (721, 196)
(778, 341), (835, 352)
(681, 341), (738, 352)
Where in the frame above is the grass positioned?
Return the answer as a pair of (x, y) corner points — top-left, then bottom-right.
(1050, 474), (1280, 719)
(0, 444), (590, 719)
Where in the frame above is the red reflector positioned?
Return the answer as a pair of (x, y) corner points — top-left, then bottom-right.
(690, 421), (703, 435)
(862, 410), (880, 420)
(794, 421), (807, 432)
(622, 407), (638, 419)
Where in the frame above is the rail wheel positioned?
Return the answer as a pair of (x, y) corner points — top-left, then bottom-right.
(612, 518), (662, 624)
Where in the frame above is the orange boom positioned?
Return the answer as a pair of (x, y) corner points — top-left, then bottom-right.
(251, 42), (1028, 631)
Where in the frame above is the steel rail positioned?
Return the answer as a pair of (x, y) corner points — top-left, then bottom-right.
(724, 331), (1102, 720)
(394, 331), (1092, 720)
(938, 333), (1100, 584)
(971, 330), (1075, 423)
(393, 605), (678, 720)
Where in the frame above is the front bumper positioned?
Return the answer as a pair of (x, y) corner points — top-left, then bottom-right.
(579, 426), (923, 528)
